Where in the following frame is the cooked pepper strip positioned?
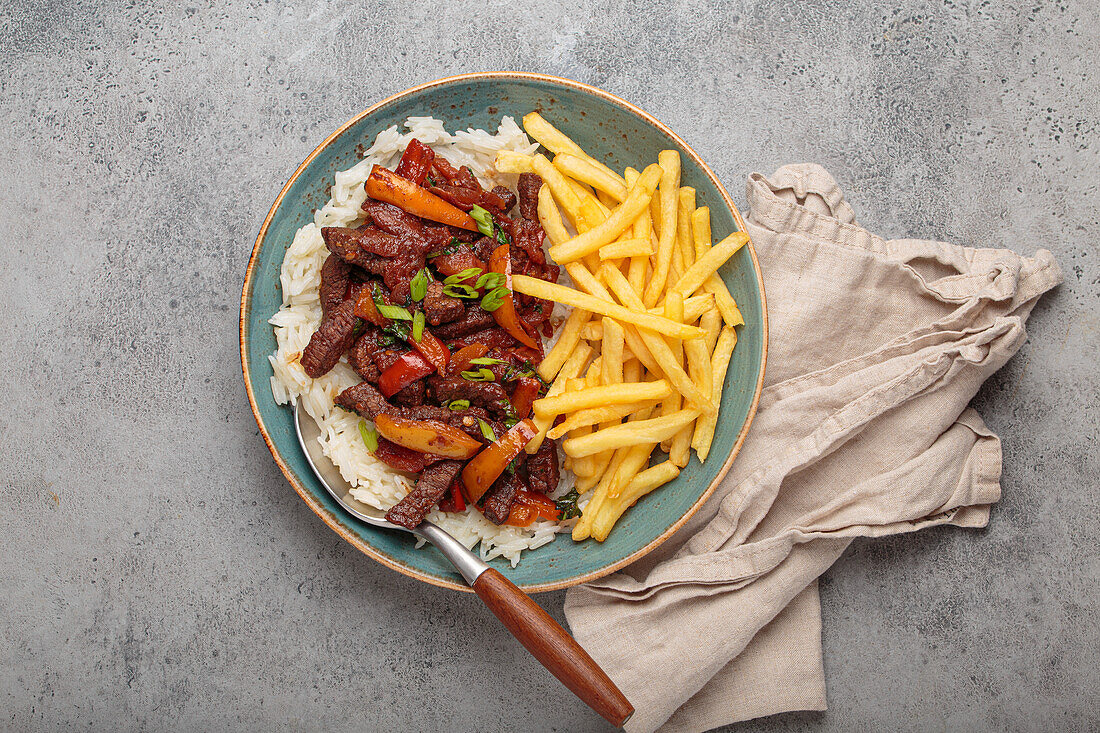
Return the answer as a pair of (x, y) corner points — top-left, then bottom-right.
(448, 342), (489, 375)
(409, 326), (449, 374)
(509, 377), (541, 419)
(393, 138), (435, 185)
(374, 414), (482, 460)
(365, 165), (477, 231)
(462, 419), (537, 503)
(377, 351), (435, 398)
(353, 286), (388, 327)
(504, 490), (561, 526)
(487, 243), (539, 349)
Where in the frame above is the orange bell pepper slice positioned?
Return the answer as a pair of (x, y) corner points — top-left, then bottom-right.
(461, 419), (537, 503)
(487, 244), (539, 349)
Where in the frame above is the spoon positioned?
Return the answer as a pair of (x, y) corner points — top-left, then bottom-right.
(294, 402), (634, 728)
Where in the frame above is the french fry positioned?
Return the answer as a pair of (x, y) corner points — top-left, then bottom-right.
(605, 439), (660, 502)
(673, 335), (712, 466)
(700, 307), (722, 353)
(598, 264), (714, 412)
(494, 150), (534, 174)
(511, 274), (703, 340)
(554, 154), (628, 202)
(674, 231), (749, 297)
(565, 177), (612, 224)
(622, 358), (642, 383)
(691, 327), (737, 460)
(547, 163), (662, 264)
(677, 188), (696, 270)
(562, 409), (699, 458)
(531, 153), (586, 231)
(705, 276), (746, 327)
(648, 294), (713, 324)
(538, 305), (591, 381)
(621, 323), (662, 374)
(533, 380), (671, 419)
(659, 293), (685, 452)
(573, 407), (656, 540)
(522, 112), (627, 189)
(691, 206), (711, 259)
(546, 399), (660, 439)
(592, 461), (681, 541)
(537, 184), (572, 247)
(643, 150), (682, 307)
(601, 318), (625, 385)
(527, 343), (592, 454)
(625, 168), (652, 297)
(599, 238), (653, 260)
(581, 321), (603, 341)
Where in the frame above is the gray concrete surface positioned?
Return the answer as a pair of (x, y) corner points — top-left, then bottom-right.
(2, 0), (1097, 730)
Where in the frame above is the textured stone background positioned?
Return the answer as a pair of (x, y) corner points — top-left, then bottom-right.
(2, 0), (1097, 731)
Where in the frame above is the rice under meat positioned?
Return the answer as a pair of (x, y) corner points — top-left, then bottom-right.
(268, 116), (573, 567)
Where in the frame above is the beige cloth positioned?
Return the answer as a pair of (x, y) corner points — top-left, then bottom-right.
(563, 164), (1062, 733)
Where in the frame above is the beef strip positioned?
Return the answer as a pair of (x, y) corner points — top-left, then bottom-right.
(428, 184), (513, 214)
(348, 331), (381, 382)
(319, 255), (353, 317)
(445, 326), (522, 353)
(391, 379), (425, 407)
(517, 173), (542, 221)
(422, 281), (464, 325)
(526, 438), (560, 495)
(336, 380), (391, 420)
(300, 298), (360, 378)
(362, 199), (425, 240)
(430, 376), (513, 419)
(481, 472), (526, 525)
(431, 305), (495, 339)
(385, 460), (464, 528)
(336, 381), (497, 440)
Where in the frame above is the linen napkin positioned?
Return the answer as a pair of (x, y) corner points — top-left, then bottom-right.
(563, 163), (1062, 733)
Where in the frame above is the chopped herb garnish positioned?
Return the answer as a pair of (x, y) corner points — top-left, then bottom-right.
(480, 286), (510, 312)
(475, 272), (505, 291)
(410, 268), (432, 302)
(495, 227), (509, 247)
(442, 283), (479, 299)
(460, 368), (496, 382)
(503, 416), (519, 429)
(358, 421), (379, 453)
(411, 310), (425, 342)
(447, 399), (471, 411)
(426, 238), (463, 259)
(383, 321), (410, 341)
(477, 418), (497, 442)
(468, 357), (506, 366)
(470, 205), (494, 237)
(376, 303), (412, 321)
(555, 489), (582, 521)
(444, 268), (483, 285)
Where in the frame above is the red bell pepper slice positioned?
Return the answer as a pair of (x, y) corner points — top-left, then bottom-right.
(509, 377), (541, 419)
(377, 351), (435, 398)
(353, 285), (388, 327)
(432, 248), (486, 286)
(394, 139), (435, 185)
(461, 419), (537, 503)
(437, 476), (467, 513)
(488, 244), (539, 349)
(448, 342), (488, 376)
(365, 165), (477, 231)
(504, 490), (561, 527)
(409, 326), (449, 374)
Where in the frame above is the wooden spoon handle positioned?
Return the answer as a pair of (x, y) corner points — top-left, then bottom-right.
(472, 568), (634, 727)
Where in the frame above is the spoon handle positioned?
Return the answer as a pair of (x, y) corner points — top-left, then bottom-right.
(472, 568), (634, 728)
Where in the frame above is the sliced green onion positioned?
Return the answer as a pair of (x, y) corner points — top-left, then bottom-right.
(475, 272), (505, 291)
(411, 310), (425, 342)
(443, 267), (483, 285)
(442, 284), (479, 299)
(480, 286), (511, 312)
(468, 357), (506, 366)
(410, 269), (431, 302)
(376, 303), (412, 321)
(447, 399), (471, 411)
(470, 205), (494, 237)
(477, 418), (497, 442)
(460, 368), (496, 382)
(359, 421), (379, 452)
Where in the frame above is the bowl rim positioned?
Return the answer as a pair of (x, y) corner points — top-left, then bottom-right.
(240, 71), (768, 593)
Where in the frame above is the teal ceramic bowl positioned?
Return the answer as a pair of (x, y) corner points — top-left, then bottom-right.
(241, 73), (767, 593)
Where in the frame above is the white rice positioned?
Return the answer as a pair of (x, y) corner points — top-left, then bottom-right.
(268, 116), (571, 566)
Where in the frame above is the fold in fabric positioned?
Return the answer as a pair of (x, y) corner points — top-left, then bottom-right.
(563, 164), (1062, 733)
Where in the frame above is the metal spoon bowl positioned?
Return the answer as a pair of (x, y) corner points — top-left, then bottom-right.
(294, 402), (633, 728)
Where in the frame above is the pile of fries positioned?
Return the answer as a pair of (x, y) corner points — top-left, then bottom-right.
(495, 113), (746, 542)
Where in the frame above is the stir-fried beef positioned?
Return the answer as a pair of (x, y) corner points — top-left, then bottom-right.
(431, 305), (496, 339)
(362, 199), (425, 239)
(430, 376), (513, 418)
(319, 255), (353, 317)
(445, 327), (522, 353)
(391, 379), (425, 407)
(526, 438), (560, 495)
(481, 472), (526, 525)
(385, 460), (464, 528)
(348, 332), (381, 381)
(428, 183), (514, 215)
(517, 173), (542, 221)
(471, 235), (498, 263)
(300, 298), (360, 378)
(336, 380), (391, 419)
(431, 245), (486, 279)
(336, 381), (498, 439)
(422, 281), (464, 325)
